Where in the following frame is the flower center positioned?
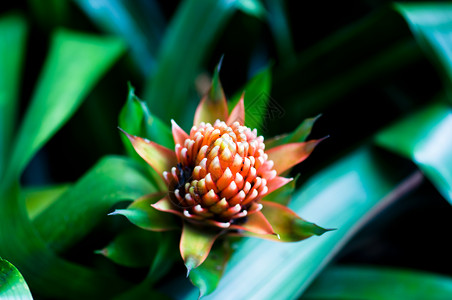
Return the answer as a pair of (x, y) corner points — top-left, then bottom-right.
(163, 120), (276, 223)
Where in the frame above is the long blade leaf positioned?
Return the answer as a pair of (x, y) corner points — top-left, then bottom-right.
(375, 101), (452, 204)
(304, 264), (452, 300)
(0, 183), (132, 299)
(74, 0), (165, 77)
(33, 156), (156, 253)
(5, 29), (125, 182)
(0, 14), (27, 180)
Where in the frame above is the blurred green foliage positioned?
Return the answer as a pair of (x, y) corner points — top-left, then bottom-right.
(0, 1), (452, 299)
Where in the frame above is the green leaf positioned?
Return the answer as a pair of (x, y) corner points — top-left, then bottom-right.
(33, 156), (156, 253)
(181, 222), (221, 274)
(23, 184), (70, 220)
(119, 83), (173, 151)
(74, 0), (165, 76)
(304, 264), (452, 300)
(0, 28), (129, 299)
(5, 29), (125, 182)
(0, 14), (27, 181)
(99, 226), (177, 283)
(143, 0), (238, 127)
(146, 231), (179, 284)
(111, 193), (178, 232)
(265, 115), (320, 149)
(96, 227), (159, 268)
(395, 3), (452, 99)
(0, 257), (33, 300)
(375, 101), (452, 204)
(230, 66), (272, 133)
(181, 147), (410, 299)
(243, 200), (331, 242)
(189, 239), (233, 298)
(0, 183), (132, 299)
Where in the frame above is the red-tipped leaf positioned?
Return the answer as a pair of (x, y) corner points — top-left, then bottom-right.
(230, 210), (275, 235)
(171, 119), (189, 146)
(227, 94), (245, 125)
(119, 128), (177, 176)
(251, 200), (331, 242)
(264, 175), (299, 205)
(151, 196), (185, 219)
(266, 139), (323, 175)
(266, 176), (293, 195)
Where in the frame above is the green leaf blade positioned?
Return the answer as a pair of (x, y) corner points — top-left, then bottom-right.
(0, 14), (27, 180)
(395, 3), (452, 101)
(119, 83), (173, 151)
(144, 0), (237, 127)
(0, 183), (132, 299)
(304, 264), (452, 300)
(23, 184), (70, 220)
(33, 156), (156, 253)
(111, 193), (178, 232)
(265, 115), (320, 149)
(375, 101), (452, 204)
(96, 228), (158, 268)
(230, 66), (272, 133)
(73, 0), (165, 76)
(181, 222), (220, 274)
(0, 257), (33, 300)
(245, 200), (331, 242)
(189, 240), (232, 298)
(6, 29), (125, 181)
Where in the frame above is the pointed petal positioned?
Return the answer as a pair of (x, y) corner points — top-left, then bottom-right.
(266, 139), (324, 175)
(119, 128), (177, 175)
(264, 175), (298, 205)
(110, 193), (177, 231)
(180, 222), (221, 274)
(266, 176), (293, 195)
(171, 119), (189, 146)
(193, 64), (228, 126)
(253, 200), (332, 242)
(230, 211), (275, 235)
(227, 94), (245, 125)
(151, 196), (185, 218)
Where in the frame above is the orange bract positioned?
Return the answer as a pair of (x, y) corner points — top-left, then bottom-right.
(163, 120), (277, 228)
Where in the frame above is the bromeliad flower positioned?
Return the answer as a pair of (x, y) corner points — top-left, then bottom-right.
(114, 68), (329, 295)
